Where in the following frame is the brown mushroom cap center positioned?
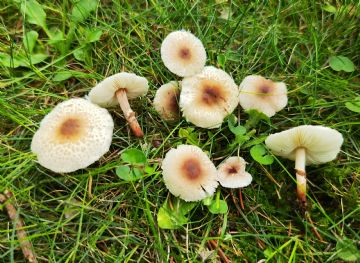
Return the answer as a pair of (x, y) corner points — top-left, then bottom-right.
(201, 81), (225, 106)
(178, 47), (191, 60)
(182, 159), (202, 180)
(257, 79), (275, 96)
(167, 90), (180, 114)
(56, 117), (85, 142)
(227, 166), (238, 174)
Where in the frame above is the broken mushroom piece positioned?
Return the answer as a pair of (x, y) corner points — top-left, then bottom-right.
(180, 66), (239, 128)
(217, 157), (252, 188)
(88, 72), (148, 137)
(265, 125), (343, 206)
(161, 30), (206, 77)
(31, 98), (114, 173)
(239, 75), (288, 117)
(161, 145), (218, 202)
(153, 81), (181, 121)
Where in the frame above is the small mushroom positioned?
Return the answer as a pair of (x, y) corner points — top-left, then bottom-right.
(161, 30), (206, 77)
(31, 98), (114, 173)
(153, 81), (181, 121)
(180, 66), (239, 128)
(161, 145), (218, 202)
(217, 157), (252, 188)
(239, 75), (288, 117)
(265, 125), (343, 206)
(88, 72), (148, 137)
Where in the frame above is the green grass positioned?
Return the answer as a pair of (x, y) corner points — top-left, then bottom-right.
(1, 0), (359, 262)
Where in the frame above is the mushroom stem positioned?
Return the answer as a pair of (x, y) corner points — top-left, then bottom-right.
(116, 89), (144, 137)
(295, 147), (307, 205)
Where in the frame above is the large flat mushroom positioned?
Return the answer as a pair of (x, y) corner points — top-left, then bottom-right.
(31, 98), (114, 173)
(265, 125), (343, 206)
(88, 72), (148, 137)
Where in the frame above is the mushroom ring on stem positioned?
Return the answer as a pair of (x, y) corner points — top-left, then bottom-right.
(31, 98), (114, 173)
(265, 125), (343, 206)
(88, 72), (148, 137)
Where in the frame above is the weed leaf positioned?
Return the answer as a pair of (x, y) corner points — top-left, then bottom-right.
(345, 97), (360, 113)
(329, 56), (355, 72)
(250, 144), (274, 165)
(208, 199), (228, 214)
(121, 148), (147, 165)
(71, 0), (98, 24)
(21, 0), (47, 30)
(23, 31), (38, 54)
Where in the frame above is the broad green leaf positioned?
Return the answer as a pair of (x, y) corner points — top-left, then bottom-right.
(322, 4), (337, 13)
(121, 148), (147, 165)
(202, 196), (213, 206)
(243, 135), (267, 149)
(28, 53), (48, 65)
(217, 54), (226, 68)
(336, 238), (360, 261)
(115, 165), (144, 182)
(329, 56), (355, 72)
(74, 48), (86, 62)
(23, 30), (38, 53)
(250, 144), (274, 165)
(345, 97), (360, 113)
(157, 199), (196, 229)
(0, 53), (26, 68)
(48, 29), (65, 50)
(227, 114), (246, 136)
(21, 0), (47, 30)
(208, 199), (228, 214)
(53, 71), (74, 82)
(71, 0), (98, 24)
(85, 29), (103, 43)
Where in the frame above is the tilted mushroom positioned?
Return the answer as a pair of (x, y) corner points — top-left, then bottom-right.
(88, 72), (148, 137)
(217, 157), (252, 188)
(161, 145), (218, 202)
(31, 98), (114, 173)
(180, 66), (239, 128)
(161, 30), (206, 77)
(265, 125), (343, 206)
(153, 81), (181, 121)
(239, 75), (288, 117)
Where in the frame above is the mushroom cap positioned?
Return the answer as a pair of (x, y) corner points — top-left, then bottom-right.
(239, 75), (288, 117)
(265, 125), (344, 165)
(31, 98), (114, 173)
(161, 145), (218, 202)
(153, 81), (181, 121)
(161, 30), (206, 77)
(88, 72), (149, 107)
(217, 157), (252, 188)
(180, 66), (239, 128)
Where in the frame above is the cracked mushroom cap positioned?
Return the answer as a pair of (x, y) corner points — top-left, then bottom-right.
(88, 72), (149, 107)
(265, 125), (344, 165)
(217, 157), (252, 188)
(153, 81), (181, 121)
(31, 98), (114, 173)
(161, 145), (219, 202)
(161, 30), (206, 77)
(239, 75), (288, 117)
(180, 66), (239, 128)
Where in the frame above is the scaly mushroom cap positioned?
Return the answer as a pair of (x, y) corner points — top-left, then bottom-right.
(239, 75), (288, 117)
(153, 81), (181, 121)
(31, 98), (114, 173)
(180, 66), (239, 128)
(161, 145), (219, 202)
(217, 157), (252, 188)
(265, 125), (343, 165)
(88, 72), (149, 107)
(161, 30), (206, 77)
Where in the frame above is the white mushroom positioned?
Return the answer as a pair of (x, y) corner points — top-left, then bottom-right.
(31, 98), (114, 173)
(180, 66), (239, 128)
(161, 145), (218, 202)
(161, 30), (206, 77)
(217, 157), (252, 188)
(88, 72), (148, 137)
(265, 125), (343, 205)
(239, 75), (288, 117)
(153, 81), (180, 121)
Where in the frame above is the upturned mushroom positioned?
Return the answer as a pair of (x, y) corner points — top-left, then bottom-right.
(88, 72), (148, 137)
(265, 125), (343, 206)
(239, 75), (288, 117)
(31, 98), (114, 173)
(161, 145), (218, 202)
(153, 81), (181, 121)
(217, 157), (252, 188)
(180, 66), (239, 128)
(161, 30), (206, 77)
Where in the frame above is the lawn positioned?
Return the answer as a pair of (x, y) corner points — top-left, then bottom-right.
(0, 0), (359, 262)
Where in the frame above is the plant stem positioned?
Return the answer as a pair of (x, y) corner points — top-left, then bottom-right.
(295, 147), (306, 206)
(116, 89), (144, 137)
